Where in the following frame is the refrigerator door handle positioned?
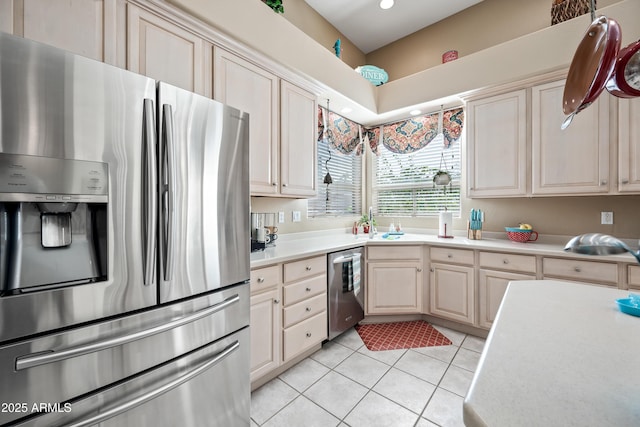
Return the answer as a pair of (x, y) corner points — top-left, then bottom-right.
(160, 104), (176, 282)
(14, 293), (241, 371)
(64, 340), (240, 427)
(142, 99), (158, 287)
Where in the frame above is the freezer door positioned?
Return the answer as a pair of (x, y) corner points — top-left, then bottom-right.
(157, 82), (250, 303)
(0, 284), (249, 426)
(0, 33), (157, 341)
(13, 327), (250, 427)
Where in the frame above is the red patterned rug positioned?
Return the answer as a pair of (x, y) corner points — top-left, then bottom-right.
(355, 320), (452, 351)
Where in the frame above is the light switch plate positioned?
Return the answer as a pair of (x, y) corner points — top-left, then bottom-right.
(278, 211), (285, 223)
(292, 211), (301, 222)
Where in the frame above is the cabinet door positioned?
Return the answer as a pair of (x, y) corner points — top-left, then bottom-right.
(280, 80), (317, 197)
(249, 289), (281, 382)
(127, 4), (211, 95)
(467, 90), (528, 197)
(214, 48), (279, 195)
(4, 0), (117, 64)
(367, 262), (422, 314)
(430, 263), (475, 324)
(478, 270), (535, 329)
(532, 80), (610, 195)
(618, 98), (640, 193)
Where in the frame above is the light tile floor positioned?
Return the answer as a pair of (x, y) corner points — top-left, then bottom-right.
(250, 325), (486, 427)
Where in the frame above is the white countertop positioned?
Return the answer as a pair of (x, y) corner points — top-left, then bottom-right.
(250, 229), (637, 268)
(463, 280), (640, 427)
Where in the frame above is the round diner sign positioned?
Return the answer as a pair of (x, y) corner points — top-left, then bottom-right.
(355, 65), (388, 86)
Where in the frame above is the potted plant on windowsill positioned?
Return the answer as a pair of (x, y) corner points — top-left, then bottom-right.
(357, 215), (377, 234)
(261, 0), (284, 13)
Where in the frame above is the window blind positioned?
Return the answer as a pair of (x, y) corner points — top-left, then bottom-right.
(308, 137), (363, 217)
(372, 134), (461, 217)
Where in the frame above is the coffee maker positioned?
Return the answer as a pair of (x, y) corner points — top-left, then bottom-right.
(250, 212), (278, 252)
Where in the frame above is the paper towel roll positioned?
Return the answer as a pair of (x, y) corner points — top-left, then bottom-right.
(439, 211), (453, 237)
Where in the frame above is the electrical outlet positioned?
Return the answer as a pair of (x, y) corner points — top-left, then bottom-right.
(292, 211), (301, 222)
(278, 211), (285, 223)
(601, 211), (613, 225)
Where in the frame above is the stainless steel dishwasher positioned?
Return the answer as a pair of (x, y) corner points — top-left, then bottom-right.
(327, 247), (365, 340)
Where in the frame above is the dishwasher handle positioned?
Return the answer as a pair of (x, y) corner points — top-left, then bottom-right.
(332, 253), (362, 264)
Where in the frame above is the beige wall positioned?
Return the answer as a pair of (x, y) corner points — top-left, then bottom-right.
(366, 0), (619, 81)
(282, 0), (365, 70)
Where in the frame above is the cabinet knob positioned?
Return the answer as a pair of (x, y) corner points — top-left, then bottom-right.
(305, 307), (311, 312)
(305, 266), (312, 271)
(600, 180), (607, 186)
(621, 179), (629, 184)
(306, 332), (312, 338)
(430, 268), (435, 272)
(273, 299), (280, 304)
(283, 183), (288, 187)
(257, 277), (265, 283)
(574, 266), (582, 273)
(447, 254), (453, 259)
(305, 287), (311, 292)
(272, 182), (277, 186)
(417, 268), (422, 272)
(503, 259), (509, 264)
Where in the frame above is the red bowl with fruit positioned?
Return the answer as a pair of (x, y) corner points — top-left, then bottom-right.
(505, 227), (538, 243)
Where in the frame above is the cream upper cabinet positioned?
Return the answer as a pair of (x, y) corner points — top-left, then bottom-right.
(1, 0), (118, 64)
(280, 80), (317, 197)
(466, 89), (527, 197)
(214, 48), (317, 197)
(617, 98), (640, 193)
(127, 3), (211, 96)
(531, 80), (610, 195)
(214, 47), (279, 195)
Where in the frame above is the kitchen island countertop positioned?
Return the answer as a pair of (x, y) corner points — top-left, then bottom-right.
(250, 230), (637, 268)
(463, 280), (640, 427)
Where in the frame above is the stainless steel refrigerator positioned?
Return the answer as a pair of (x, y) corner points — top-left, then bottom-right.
(0, 32), (250, 426)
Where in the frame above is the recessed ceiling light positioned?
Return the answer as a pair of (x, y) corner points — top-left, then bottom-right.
(379, 0), (394, 10)
(410, 109), (421, 116)
(341, 107), (352, 114)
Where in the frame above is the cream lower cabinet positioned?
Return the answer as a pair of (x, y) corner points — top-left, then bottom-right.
(366, 245), (423, 315)
(249, 265), (281, 383)
(542, 257), (619, 287)
(478, 270), (535, 329)
(429, 247), (475, 325)
(282, 255), (327, 362)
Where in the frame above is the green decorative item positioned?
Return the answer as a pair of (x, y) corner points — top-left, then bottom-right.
(262, 0), (284, 13)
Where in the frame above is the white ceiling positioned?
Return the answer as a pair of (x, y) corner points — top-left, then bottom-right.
(304, 0), (485, 54)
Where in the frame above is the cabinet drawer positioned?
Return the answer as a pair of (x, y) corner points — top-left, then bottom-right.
(283, 255), (326, 283)
(250, 265), (280, 294)
(367, 245), (422, 261)
(543, 258), (618, 284)
(629, 265), (640, 287)
(430, 247), (474, 265)
(283, 293), (327, 328)
(283, 311), (327, 361)
(283, 275), (326, 306)
(479, 251), (536, 274)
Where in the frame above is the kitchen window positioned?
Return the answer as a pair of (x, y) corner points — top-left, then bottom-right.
(371, 108), (464, 217)
(308, 108), (363, 217)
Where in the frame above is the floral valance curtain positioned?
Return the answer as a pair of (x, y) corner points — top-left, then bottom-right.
(367, 107), (464, 155)
(318, 107), (363, 155)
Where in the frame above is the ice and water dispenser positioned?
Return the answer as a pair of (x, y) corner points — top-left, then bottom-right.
(0, 153), (108, 294)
